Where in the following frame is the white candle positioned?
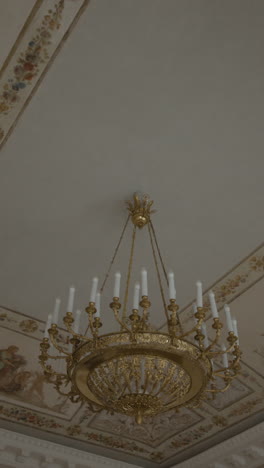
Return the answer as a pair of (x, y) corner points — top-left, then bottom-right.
(221, 344), (228, 368)
(141, 268), (148, 296)
(209, 291), (219, 318)
(73, 309), (82, 333)
(201, 322), (209, 348)
(67, 286), (75, 313)
(113, 272), (121, 298)
(224, 305), (234, 333)
(193, 302), (198, 326)
(52, 298), (61, 324)
(90, 277), (98, 303)
(44, 313), (53, 338)
(168, 271), (176, 300)
(95, 292), (101, 318)
(196, 281), (203, 308)
(232, 318), (239, 344)
(133, 282), (140, 309)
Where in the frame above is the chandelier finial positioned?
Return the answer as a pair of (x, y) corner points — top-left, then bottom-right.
(126, 192), (155, 228)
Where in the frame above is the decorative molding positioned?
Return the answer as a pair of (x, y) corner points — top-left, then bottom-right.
(177, 242), (264, 325)
(0, 427), (140, 468)
(0, 0), (90, 151)
(173, 421), (264, 468)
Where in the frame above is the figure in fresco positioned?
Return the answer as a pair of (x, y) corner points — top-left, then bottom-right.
(0, 345), (70, 414)
(24, 371), (45, 401)
(22, 371), (69, 413)
(0, 345), (30, 393)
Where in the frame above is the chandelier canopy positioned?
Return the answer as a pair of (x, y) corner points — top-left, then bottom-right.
(39, 194), (241, 424)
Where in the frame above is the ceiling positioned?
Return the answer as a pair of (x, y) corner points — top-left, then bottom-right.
(0, 0), (263, 466)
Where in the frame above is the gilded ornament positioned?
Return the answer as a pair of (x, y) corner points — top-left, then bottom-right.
(39, 194), (242, 424)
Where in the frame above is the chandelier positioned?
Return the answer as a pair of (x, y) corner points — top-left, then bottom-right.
(39, 194), (241, 424)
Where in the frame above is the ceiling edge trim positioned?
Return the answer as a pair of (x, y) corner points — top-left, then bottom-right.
(171, 421), (264, 468)
(0, 426), (141, 468)
(159, 241), (264, 330)
(0, 0), (43, 81)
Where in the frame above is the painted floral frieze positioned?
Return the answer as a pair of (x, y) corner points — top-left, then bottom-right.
(0, 1), (64, 119)
(181, 245), (264, 324)
(0, 0), (89, 147)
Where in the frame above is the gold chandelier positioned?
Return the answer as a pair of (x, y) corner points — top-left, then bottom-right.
(39, 194), (241, 424)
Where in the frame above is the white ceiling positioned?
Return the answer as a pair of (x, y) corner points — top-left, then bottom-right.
(0, 0), (264, 328)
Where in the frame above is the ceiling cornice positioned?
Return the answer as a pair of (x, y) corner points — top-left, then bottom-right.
(0, 427), (140, 468)
(172, 421), (264, 468)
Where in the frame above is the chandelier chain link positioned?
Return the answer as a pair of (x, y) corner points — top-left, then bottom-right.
(122, 224), (137, 321)
(100, 214), (131, 293)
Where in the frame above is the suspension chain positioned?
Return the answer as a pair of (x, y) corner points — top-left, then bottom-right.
(150, 220), (169, 287)
(122, 224), (137, 320)
(147, 223), (169, 321)
(149, 220), (183, 334)
(100, 214), (131, 293)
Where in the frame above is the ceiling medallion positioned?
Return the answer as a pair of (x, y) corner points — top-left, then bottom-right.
(39, 193), (242, 424)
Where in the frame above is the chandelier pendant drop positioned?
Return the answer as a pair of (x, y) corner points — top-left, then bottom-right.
(39, 194), (242, 424)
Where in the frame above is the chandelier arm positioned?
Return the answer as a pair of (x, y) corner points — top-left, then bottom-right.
(212, 359), (240, 377)
(48, 329), (71, 356)
(149, 220), (169, 287)
(122, 224), (137, 321)
(203, 328), (222, 354)
(212, 346), (241, 379)
(229, 352), (241, 371)
(54, 380), (72, 397)
(206, 381), (231, 393)
(205, 328), (236, 355)
(64, 322), (91, 342)
(56, 388), (71, 397)
(39, 359), (62, 377)
(39, 349), (69, 380)
(52, 373), (69, 382)
(147, 223), (169, 322)
(100, 214), (131, 293)
(43, 354), (67, 360)
(177, 318), (204, 339)
(213, 370), (238, 379)
(212, 367), (231, 376)
(39, 361), (55, 375)
(207, 342), (236, 356)
(88, 312), (96, 338)
(113, 307), (132, 334)
(83, 322), (91, 336)
(178, 307), (206, 339)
